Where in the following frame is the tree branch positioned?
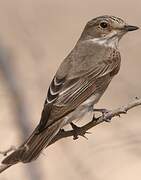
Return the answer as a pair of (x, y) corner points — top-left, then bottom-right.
(0, 98), (141, 173)
(48, 97), (141, 145)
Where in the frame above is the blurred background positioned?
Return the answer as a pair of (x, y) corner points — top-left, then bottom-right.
(0, 0), (141, 179)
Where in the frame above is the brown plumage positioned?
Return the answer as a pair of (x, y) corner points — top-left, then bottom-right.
(2, 15), (139, 165)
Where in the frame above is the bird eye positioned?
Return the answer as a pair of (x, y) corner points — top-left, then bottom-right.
(100, 22), (108, 28)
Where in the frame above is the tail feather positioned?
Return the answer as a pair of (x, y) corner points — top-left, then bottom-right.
(2, 120), (62, 165)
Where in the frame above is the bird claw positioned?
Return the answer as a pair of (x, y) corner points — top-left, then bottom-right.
(70, 123), (89, 140)
(94, 108), (112, 122)
(94, 108), (110, 114)
(85, 131), (92, 134)
(104, 117), (112, 122)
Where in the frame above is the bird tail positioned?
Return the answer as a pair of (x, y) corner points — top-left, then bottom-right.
(2, 120), (62, 165)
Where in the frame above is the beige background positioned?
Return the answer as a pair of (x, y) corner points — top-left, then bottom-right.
(0, 0), (141, 179)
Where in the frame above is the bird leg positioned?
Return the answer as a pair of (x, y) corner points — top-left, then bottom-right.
(70, 122), (90, 140)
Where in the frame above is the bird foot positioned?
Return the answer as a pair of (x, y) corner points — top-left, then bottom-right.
(70, 123), (90, 140)
(94, 108), (112, 122)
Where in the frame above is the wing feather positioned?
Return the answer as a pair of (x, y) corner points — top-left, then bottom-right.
(48, 56), (120, 125)
(36, 76), (66, 133)
(38, 50), (121, 132)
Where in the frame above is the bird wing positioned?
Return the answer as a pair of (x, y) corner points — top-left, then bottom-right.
(37, 51), (121, 133)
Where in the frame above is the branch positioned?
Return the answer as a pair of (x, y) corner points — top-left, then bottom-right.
(48, 97), (141, 146)
(0, 98), (141, 173)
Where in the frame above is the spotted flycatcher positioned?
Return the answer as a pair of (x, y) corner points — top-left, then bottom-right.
(2, 15), (139, 165)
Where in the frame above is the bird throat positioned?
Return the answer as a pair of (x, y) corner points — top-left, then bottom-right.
(90, 31), (119, 49)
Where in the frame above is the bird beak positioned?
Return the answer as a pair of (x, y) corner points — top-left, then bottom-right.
(124, 25), (139, 31)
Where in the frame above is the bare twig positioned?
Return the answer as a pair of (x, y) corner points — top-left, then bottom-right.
(0, 98), (141, 173)
(49, 98), (141, 145)
(0, 164), (11, 173)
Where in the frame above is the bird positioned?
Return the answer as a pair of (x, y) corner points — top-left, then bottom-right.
(2, 15), (139, 165)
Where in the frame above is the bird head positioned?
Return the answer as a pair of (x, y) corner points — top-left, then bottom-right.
(80, 15), (139, 48)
